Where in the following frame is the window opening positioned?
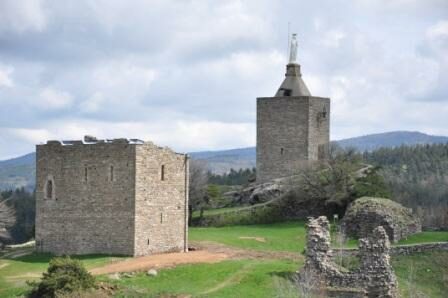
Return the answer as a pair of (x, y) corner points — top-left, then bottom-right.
(161, 165), (165, 181)
(110, 166), (114, 181)
(46, 179), (53, 199)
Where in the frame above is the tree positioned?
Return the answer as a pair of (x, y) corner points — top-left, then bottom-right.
(0, 195), (16, 246)
(2, 188), (35, 243)
(188, 159), (209, 224)
(28, 257), (95, 298)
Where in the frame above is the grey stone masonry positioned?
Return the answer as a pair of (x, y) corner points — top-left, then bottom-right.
(341, 197), (422, 243)
(256, 62), (330, 183)
(35, 137), (189, 256)
(299, 216), (398, 298)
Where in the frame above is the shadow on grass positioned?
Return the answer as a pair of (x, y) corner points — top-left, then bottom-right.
(7, 252), (125, 264)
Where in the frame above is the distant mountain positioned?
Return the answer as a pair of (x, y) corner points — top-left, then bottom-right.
(189, 147), (256, 174)
(1, 131), (448, 190)
(336, 131), (448, 152)
(0, 152), (35, 191)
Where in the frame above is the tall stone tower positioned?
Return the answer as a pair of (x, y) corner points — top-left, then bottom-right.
(256, 35), (330, 183)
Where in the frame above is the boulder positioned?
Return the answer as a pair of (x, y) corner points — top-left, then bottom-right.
(146, 269), (158, 277)
(341, 197), (421, 242)
(232, 181), (286, 205)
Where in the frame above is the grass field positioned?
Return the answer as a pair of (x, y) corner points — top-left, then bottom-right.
(190, 221), (307, 252)
(108, 259), (299, 298)
(1, 223), (448, 297)
(0, 250), (124, 297)
(190, 221), (448, 251)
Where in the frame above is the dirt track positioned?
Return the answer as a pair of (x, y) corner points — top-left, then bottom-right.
(90, 250), (228, 275)
(89, 241), (302, 275)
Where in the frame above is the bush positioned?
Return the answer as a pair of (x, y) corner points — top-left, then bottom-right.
(29, 256), (95, 298)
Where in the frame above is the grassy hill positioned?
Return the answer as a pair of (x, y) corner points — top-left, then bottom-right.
(1, 131), (448, 190)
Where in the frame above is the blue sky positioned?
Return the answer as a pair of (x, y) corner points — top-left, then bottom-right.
(0, 0), (447, 159)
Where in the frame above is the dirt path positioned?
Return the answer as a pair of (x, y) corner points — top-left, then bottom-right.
(90, 250), (228, 275)
(90, 241), (302, 275)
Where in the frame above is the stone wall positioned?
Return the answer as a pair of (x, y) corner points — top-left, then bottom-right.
(342, 197), (422, 243)
(36, 140), (136, 255)
(256, 96), (330, 183)
(35, 138), (188, 256)
(299, 216), (398, 298)
(134, 143), (189, 256)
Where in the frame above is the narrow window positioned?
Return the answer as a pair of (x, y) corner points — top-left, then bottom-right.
(46, 180), (53, 199)
(160, 212), (163, 223)
(147, 239), (150, 245)
(280, 148), (284, 155)
(161, 165), (165, 181)
(84, 167), (88, 182)
(321, 107), (327, 119)
(110, 166), (114, 182)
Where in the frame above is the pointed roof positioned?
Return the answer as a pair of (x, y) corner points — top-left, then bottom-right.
(275, 63), (311, 97)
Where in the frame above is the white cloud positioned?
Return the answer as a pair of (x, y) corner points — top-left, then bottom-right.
(427, 20), (448, 39)
(320, 29), (347, 48)
(7, 118), (255, 153)
(0, 0), (447, 159)
(38, 87), (73, 110)
(79, 61), (157, 113)
(0, 0), (47, 33)
(0, 65), (14, 88)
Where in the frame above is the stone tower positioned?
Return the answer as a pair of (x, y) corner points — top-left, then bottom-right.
(256, 35), (330, 183)
(35, 137), (189, 256)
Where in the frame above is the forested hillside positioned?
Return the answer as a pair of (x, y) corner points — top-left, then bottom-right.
(363, 143), (448, 228)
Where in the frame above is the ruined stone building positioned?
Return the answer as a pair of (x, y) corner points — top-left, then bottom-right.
(257, 34), (330, 182)
(299, 216), (398, 298)
(35, 136), (189, 256)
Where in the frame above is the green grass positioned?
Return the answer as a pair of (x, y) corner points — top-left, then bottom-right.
(1, 222), (447, 297)
(107, 251), (448, 298)
(108, 259), (299, 298)
(0, 251), (124, 297)
(190, 221), (307, 252)
(393, 251), (448, 297)
(396, 231), (448, 245)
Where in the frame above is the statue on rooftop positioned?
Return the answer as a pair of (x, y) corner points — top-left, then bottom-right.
(289, 33), (298, 63)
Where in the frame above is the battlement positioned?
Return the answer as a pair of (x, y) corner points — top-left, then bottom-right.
(41, 135), (185, 156)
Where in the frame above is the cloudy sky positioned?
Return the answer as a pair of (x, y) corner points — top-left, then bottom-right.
(0, 0), (447, 159)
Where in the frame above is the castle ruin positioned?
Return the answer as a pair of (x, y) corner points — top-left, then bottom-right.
(256, 34), (330, 182)
(35, 136), (189, 256)
(299, 216), (398, 298)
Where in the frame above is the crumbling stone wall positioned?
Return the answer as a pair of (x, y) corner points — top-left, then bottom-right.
(299, 216), (398, 298)
(35, 137), (188, 256)
(342, 197), (421, 242)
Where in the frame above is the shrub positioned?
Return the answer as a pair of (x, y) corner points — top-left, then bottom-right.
(29, 256), (95, 298)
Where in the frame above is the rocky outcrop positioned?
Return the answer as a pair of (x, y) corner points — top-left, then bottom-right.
(341, 197), (421, 243)
(298, 216), (398, 298)
(230, 180), (286, 205)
